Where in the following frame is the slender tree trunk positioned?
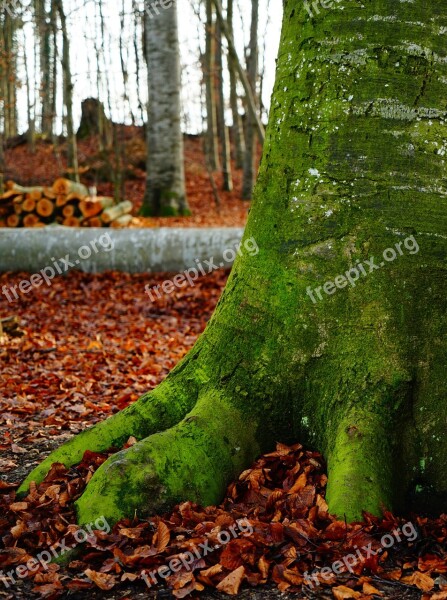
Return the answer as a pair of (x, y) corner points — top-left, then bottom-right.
(24, 38), (36, 152)
(50, 0), (57, 143)
(241, 0), (259, 200)
(132, 0), (145, 125)
(1, 12), (18, 139)
(212, 0), (264, 143)
(119, 0), (134, 125)
(55, 0), (79, 183)
(204, 0), (220, 172)
(215, 18), (233, 192)
(0, 131), (4, 195)
(20, 0), (447, 526)
(36, 0), (54, 137)
(141, 0), (189, 216)
(227, 0), (245, 170)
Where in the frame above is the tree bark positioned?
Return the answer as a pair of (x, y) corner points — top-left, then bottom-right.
(241, 0), (259, 200)
(215, 18), (233, 192)
(35, 0), (54, 137)
(19, 0), (447, 525)
(141, 0), (190, 216)
(227, 0), (245, 169)
(55, 0), (79, 183)
(204, 0), (220, 172)
(0, 11), (18, 139)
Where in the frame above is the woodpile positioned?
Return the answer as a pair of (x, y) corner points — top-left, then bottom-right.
(0, 178), (134, 228)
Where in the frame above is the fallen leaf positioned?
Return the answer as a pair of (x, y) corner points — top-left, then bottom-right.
(216, 566), (245, 595)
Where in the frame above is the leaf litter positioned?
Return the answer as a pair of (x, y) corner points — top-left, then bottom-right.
(0, 270), (446, 599)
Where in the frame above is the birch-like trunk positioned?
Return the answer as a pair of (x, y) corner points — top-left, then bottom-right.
(215, 19), (233, 192)
(141, 0), (189, 216)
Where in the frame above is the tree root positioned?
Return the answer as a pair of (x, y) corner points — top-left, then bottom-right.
(75, 391), (259, 526)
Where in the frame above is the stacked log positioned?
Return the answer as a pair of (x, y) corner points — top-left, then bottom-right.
(0, 178), (134, 228)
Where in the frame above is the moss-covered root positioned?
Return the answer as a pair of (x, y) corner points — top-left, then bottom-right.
(75, 392), (260, 527)
(17, 366), (200, 496)
(325, 408), (394, 522)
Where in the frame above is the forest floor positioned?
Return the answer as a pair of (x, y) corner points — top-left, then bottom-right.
(1, 270), (446, 600)
(3, 129), (252, 228)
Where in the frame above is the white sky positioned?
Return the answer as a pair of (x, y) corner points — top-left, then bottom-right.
(17, 0), (283, 134)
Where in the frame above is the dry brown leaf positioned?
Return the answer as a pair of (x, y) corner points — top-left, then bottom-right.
(362, 582), (384, 596)
(332, 585), (362, 599)
(9, 502), (28, 511)
(401, 571), (435, 592)
(216, 566), (245, 595)
(84, 568), (116, 590)
(288, 471), (307, 494)
(154, 520), (170, 553)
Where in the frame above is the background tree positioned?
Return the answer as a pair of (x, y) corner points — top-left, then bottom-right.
(0, 8), (18, 139)
(141, 0), (189, 216)
(204, 0), (220, 172)
(20, 0), (447, 523)
(35, 0), (55, 138)
(227, 0), (245, 170)
(215, 16), (233, 192)
(54, 0), (79, 182)
(241, 0), (258, 200)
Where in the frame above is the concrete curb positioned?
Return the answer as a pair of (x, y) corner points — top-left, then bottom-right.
(0, 227), (245, 274)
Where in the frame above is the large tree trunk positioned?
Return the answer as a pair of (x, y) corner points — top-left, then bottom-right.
(141, 0), (190, 216)
(19, 0), (447, 525)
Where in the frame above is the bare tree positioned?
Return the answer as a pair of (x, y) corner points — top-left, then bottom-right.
(0, 10), (18, 139)
(241, 0), (259, 200)
(227, 0), (245, 169)
(204, 0), (220, 171)
(215, 17), (232, 191)
(35, 0), (54, 137)
(54, 0), (79, 182)
(142, 0), (190, 216)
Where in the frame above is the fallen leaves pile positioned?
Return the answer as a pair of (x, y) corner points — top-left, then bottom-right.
(0, 269), (225, 444)
(1, 270), (446, 600)
(1, 444), (446, 600)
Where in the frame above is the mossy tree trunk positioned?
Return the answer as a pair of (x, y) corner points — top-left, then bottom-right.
(20, 0), (447, 524)
(141, 0), (190, 217)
